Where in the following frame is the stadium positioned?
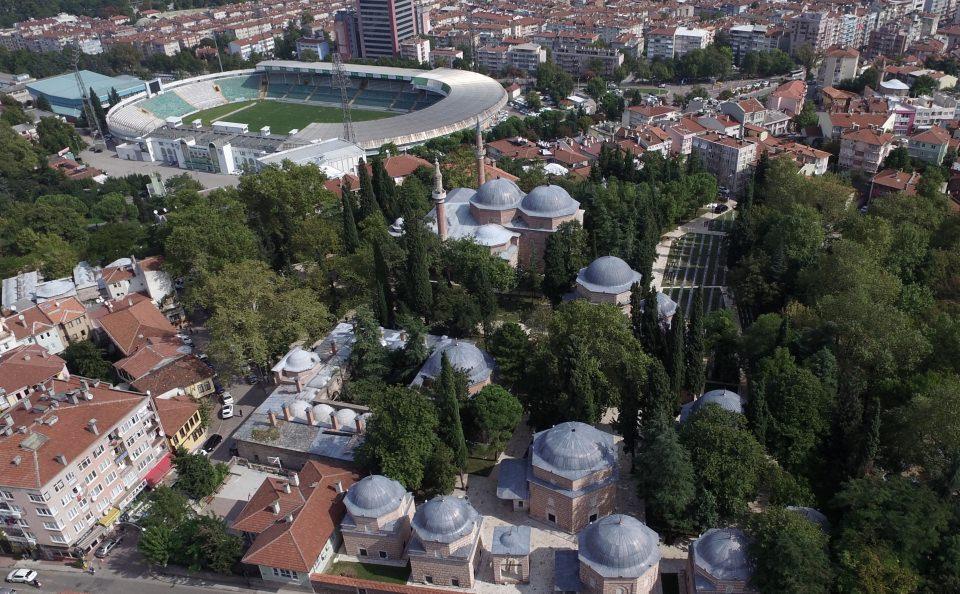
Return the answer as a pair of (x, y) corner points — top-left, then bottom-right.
(106, 60), (508, 173)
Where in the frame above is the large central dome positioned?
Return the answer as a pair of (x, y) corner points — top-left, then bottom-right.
(519, 185), (579, 217)
(471, 178), (523, 210)
(533, 421), (611, 474)
(412, 496), (479, 542)
(344, 475), (407, 518)
(419, 340), (491, 384)
(578, 514), (661, 577)
(693, 528), (753, 582)
(577, 256), (642, 294)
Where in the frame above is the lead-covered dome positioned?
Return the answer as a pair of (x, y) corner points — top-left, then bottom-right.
(288, 400), (312, 421)
(532, 422), (614, 478)
(412, 496), (479, 543)
(284, 347), (319, 373)
(519, 185), (579, 217)
(578, 514), (661, 577)
(692, 528), (753, 582)
(577, 256), (643, 294)
(470, 178), (523, 210)
(344, 475), (407, 518)
(679, 389), (743, 423)
(312, 403), (335, 424)
(333, 408), (358, 430)
(473, 224), (515, 247)
(420, 340), (492, 385)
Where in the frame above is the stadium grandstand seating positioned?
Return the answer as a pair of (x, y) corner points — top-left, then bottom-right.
(217, 75), (262, 101)
(140, 92), (195, 118)
(175, 81), (227, 111)
(266, 83), (294, 98)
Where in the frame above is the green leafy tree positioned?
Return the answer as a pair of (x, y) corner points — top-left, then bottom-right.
(420, 442), (458, 496)
(89, 86), (107, 131)
(635, 424), (695, 536)
(349, 305), (389, 380)
(36, 116), (85, 154)
(355, 387), (440, 490)
(543, 221), (588, 303)
(62, 341), (112, 381)
(680, 404), (766, 520)
(487, 322), (529, 389)
(746, 507), (832, 594)
(356, 158), (380, 220)
(173, 449), (230, 499)
(465, 384), (522, 445)
(139, 524), (174, 567)
(433, 354), (468, 470)
(340, 185), (360, 254)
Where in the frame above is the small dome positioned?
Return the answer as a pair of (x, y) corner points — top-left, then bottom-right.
(577, 256), (642, 294)
(312, 403), (335, 423)
(473, 224), (514, 247)
(288, 400), (311, 421)
(345, 475), (407, 518)
(535, 422), (606, 472)
(642, 292), (679, 320)
(787, 506), (831, 531)
(519, 185), (579, 217)
(578, 515), (661, 577)
(333, 408), (357, 430)
(420, 340), (491, 385)
(498, 527), (525, 550)
(679, 390), (743, 423)
(470, 178), (523, 210)
(412, 496), (479, 543)
(284, 347), (318, 373)
(693, 528), (753, 582)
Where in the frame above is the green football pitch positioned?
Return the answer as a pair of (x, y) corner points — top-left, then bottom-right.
(189, 100), (392, 134)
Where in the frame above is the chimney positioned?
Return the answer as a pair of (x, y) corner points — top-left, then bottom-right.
(12, 455), (21, 466)
(87, 418), (99, 435)
(106, 302), (113, 312)
(268, 410), (278, 427)
(17, 314), (25, 327)
(306, 406), (317, 426)
(21, 397), (31, 411)
(285, 513), (294, 523)
(69, 392), (79, 405)
(290, 473), (300, 487)
(283, 482), (291, 494)
(270, 500), (280, 514)
(127, 298), (133, 307)
(282, 403), (293, 422)
(331, 411), (340, 431)
(355, 417), (364, 433)
(330, 341), (337, 356)
(55, 454), (67, 465)
(334, 481), (344, 493)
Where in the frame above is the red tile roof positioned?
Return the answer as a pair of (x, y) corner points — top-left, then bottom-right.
(129, 355), (214, 396)
(238, 461), (359, 572)
(153, 395), (199, 438)
(0, 377), (150, 489)
(910, 125), (951, 145)
(0, 344), (66, 396)
(36, 297), (86, 326)
(113, 338), (186, 380)
(841, 128), (895, 146)
(98, 295), (177, 356)
(4, 306), (57, 342)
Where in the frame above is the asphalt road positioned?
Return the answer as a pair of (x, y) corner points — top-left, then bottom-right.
(20, 569), (257, 594)
(621, 77), (775, 101)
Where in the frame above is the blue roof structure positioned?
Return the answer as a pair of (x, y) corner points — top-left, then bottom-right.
(491, 525), (531, 556)
(496, 458), (529, 501)
(577, 514), (661, 578)
(27, 70), (146, 118)
(679, 390), (744, 424)
(576, 256), (643, 295)
(554, 549), (581, 592)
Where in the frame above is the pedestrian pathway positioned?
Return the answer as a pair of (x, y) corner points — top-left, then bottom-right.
(650, 201), (737, 292)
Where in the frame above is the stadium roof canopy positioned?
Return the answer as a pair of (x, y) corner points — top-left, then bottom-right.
(256, 61), (507, 150)
(27, 70), (146, 118)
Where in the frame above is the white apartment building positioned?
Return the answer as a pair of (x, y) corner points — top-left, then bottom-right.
(817, 48), (860, 89)
(0, 378), (168, 559)
(507, 43), (547, 73)
(646, 26), (712, 60)
(692, 133), (758, 194)
(728, 25), (781, 63)
(400, 37), (431, 63)
(790, 11), (840, 54)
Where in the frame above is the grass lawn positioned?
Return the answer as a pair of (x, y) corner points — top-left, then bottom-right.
(187, 100), (257, 125)
(466, 442), (501, 476)
(328, 561), (410, 584)
(189, 100), (392, 134)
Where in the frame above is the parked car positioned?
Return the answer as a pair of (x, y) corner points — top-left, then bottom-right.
(220, 403), (234, 419)
(220, 392), (234, 405)
(714, 204), (730, 214)
(95, 537), (122, 558)
(200, 434), (223, 455)
(5, 569), (36, 584)
(177, 334), (194, 346)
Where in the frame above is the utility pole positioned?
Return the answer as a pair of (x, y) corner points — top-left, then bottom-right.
(71, 41), (106, 152)
(331, 51), (356, 143)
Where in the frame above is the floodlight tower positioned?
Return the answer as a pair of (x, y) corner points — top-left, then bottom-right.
(70, 41), (106, 151)
(331, 50), (356, 143)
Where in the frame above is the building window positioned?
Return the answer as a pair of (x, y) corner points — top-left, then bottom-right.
(0, 490), (12, 500)
(547, 513), (556, 523)
(28, 493), (45, 503)
(92, 444), (105, 458)
(358, 547), (367, 557)
(271, 568), (298, 579)
(424, 576), (434, 584)
(589, 513), (598, 523)
(36, 507), (53, 517)
(452, 578), (460, 587)
(379, 551), (387, 559)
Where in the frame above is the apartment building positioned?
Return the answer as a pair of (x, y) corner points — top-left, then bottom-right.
(153, 395), (205, 453)
(766, 79), (807, 117)
(790, 11), (840, 54)
(839, 128), (896, 174)
(727, 24), (784, 63)
(0, 344), (68, 411)
(622, 104), (680, 127)
(228, 33), (276, 59)
(646, 26), (712, 60)
(817, 48), (860, 89)
(553, 45), (623, 77)
(907, 126), (951, 164)
(507, 43), (547, 73)
(1, 298), (91, 356)
(692, 133), (758, 194)
(357, 0), (416, 58)
(399, 37), (430, 63)
(0, 378), (167, 558)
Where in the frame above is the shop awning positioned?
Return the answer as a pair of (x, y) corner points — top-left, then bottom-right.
(98, 506), (122, 527)
(144, 452), (173, 487)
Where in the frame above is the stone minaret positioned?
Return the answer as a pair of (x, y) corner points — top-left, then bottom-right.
(475, 116), (486, 186)
(433, 158), (447, 240)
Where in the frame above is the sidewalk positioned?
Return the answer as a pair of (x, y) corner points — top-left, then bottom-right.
(650, 201), (737, 291)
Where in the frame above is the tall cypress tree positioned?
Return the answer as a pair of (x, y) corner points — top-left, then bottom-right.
(684, 290), (706, 395)
(640, 287), (663, 358)
(372, 240), (391, 326)
(403, 215), (433, 317)
(89, 87), (107, 131)
(567, 344), (605, 425)
(340, 181), (360, 254)
(434, 354), (468, 470)
(667, 308), (686, 397)
(371, 156), (397, 220)
(642, 360), (674, 440)
(748, 377), (770, 445)
(630, 283), (644, 339)
(619, 371), (642, 458)
(356, 158), (380, 221)
(108, 86), (121, 107)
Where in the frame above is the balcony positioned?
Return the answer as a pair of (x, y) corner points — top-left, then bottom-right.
(0, 507), (22, 519)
